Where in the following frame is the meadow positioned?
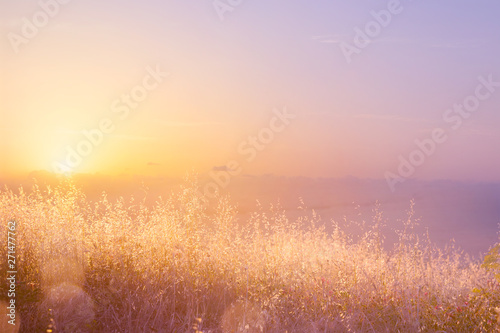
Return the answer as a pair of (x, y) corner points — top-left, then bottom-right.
(1, 179), (499, 332)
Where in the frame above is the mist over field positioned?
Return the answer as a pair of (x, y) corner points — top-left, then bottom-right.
(3, 172), (499, 255)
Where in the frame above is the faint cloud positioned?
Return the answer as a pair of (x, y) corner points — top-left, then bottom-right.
(461, 128), (499, 138)
(371, 36), (416, 44)
(352, 114), (435, 124)
(428, 39), (485, 49)
(301, 111), (330, 117)
(304, 113), (437, 124)
(212, 165), (231, 172)
(162, 121), (223, 127)
(417, 126), (499, 138)
(312, 35), (346, 44)
(313, 34), (485, 49)
(312, 34), (412, 45)
(56, 129), (156, 142)
(109, 134), (157, 141)
(373, 37), (484, 48)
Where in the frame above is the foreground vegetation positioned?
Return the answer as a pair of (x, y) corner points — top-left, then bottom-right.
(0, 180), (499, 332)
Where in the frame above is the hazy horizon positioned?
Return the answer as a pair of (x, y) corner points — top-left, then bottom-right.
(2, 171), (499, 256)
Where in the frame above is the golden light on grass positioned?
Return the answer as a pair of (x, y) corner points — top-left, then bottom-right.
(0, 180), (499, 332)
(41, 257), (85, 290)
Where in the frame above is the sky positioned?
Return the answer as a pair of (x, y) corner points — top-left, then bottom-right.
(1, 0), (500, 182)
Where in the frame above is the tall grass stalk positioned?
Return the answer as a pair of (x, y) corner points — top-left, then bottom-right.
(0, 180), (498, 332)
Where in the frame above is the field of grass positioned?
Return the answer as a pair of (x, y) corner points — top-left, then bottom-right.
(1, 179), (499, 332)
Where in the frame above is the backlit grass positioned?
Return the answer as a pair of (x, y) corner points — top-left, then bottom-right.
(0, 179), (499, 332)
